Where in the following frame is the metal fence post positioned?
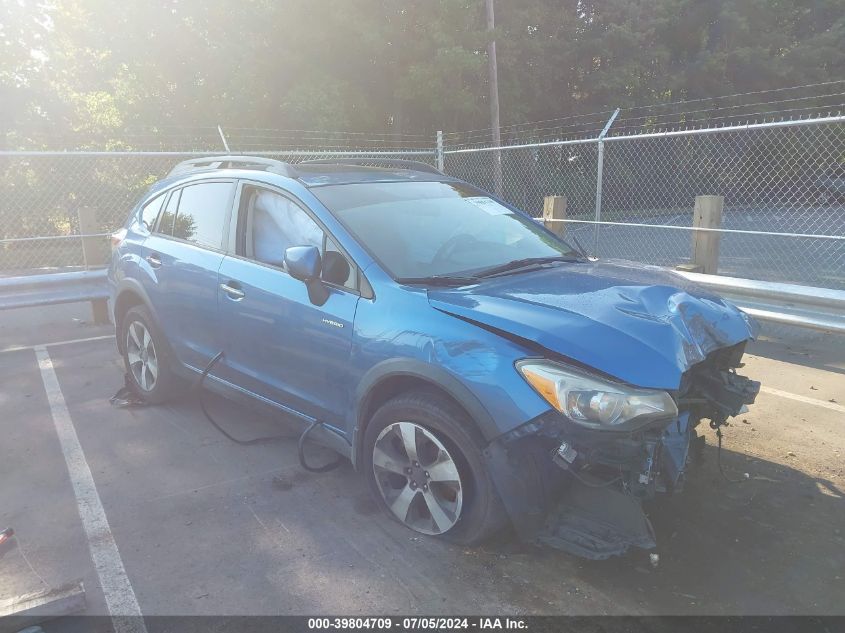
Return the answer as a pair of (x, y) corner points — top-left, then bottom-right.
(436, 130), (445, 172)
(593, 109), (620, 255)
(217, 125), (231, 152)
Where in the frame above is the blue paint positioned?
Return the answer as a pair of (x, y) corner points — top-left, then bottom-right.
(429, 259), (757, 390)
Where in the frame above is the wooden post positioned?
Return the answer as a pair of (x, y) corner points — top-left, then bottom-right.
(690, 195), (724, 274)
(76, 206), (107, 270)
(543, 195), (567, 238)
(76, 206), (111, 324)
(90, 298), (110, 325)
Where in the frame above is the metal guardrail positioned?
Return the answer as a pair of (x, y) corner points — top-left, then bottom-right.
(676, 271), (845, 334)
(0, 269), (110, 323)
(1, 266), (841, 334)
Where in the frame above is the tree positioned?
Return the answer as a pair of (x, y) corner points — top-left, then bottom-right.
(2, 0), (842, 147)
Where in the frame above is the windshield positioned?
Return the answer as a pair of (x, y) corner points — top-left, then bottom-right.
(311, 181), (579, 279)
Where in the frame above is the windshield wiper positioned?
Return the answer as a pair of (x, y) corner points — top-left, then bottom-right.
(474, 255), (581, 278)
(396, 274), (479, 287)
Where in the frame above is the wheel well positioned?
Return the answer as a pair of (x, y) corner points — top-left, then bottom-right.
(356, 374), (484, 466)
(114, 290), (145, 349)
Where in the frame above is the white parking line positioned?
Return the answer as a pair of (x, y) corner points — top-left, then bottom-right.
(35, 346), (147, 633)
(761, 385), (845, 414)
(0, 334), (114, 354)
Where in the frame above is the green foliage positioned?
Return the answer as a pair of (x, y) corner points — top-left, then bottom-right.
(1, 0), (842, 144)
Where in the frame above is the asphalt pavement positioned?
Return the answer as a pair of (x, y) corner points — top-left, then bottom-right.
(0, 303), (843, 625)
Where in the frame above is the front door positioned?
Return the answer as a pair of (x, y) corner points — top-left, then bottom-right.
(216, 184), (359, 428)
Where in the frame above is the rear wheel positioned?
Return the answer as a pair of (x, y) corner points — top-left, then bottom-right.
(120, 305), (178, 404)
(363, 390), (507, 544)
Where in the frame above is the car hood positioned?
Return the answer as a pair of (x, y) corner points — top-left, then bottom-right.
(427, 259), (758, 390)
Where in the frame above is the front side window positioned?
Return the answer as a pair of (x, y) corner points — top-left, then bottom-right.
(170, 182), (234, 249)
(312, 181), (578, 279)
(324, 236), (355, 289)
(242, 187), (355, 289)
(246, 188), (322, 266)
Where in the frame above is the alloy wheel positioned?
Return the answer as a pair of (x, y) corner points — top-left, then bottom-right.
(372, 421), (464, 535)
(126, 321), (158, 392)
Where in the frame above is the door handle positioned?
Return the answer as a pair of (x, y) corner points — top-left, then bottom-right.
(145, 253), (162, 268)
(220, 282), (245, 300)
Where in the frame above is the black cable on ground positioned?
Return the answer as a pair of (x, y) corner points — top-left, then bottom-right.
(195, 351), (341, 473)
(298, 420), (344, 473)
(715, 427), (748, 484)
(195, 351), (296, 445)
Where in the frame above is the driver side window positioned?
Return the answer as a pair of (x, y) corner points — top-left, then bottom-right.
(241, 186), (356, 290)
(245, 188), (322, 267)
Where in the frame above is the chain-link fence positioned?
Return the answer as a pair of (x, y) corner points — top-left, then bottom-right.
(2, 115), (844, 290)
(444, 115), (845, 290)
(0, 150), (435, 273)
(445, 140), (601, 225)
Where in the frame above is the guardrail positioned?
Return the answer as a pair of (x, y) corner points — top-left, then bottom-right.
(675, 271), (845, 334)
(0, 269), (110, 324)
(0, 267), (841, 334)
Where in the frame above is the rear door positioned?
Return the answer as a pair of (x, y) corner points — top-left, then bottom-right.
(216, 182), (360, 428)
(139, 179), (236, 369)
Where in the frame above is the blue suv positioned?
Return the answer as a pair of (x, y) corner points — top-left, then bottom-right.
(109, 156), (760, 559)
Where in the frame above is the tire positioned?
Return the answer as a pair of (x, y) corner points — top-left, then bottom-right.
(120, 305), (179, 404)
(363, 390), (507, 545)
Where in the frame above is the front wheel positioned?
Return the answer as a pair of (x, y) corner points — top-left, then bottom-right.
(363, 391), (507, 545)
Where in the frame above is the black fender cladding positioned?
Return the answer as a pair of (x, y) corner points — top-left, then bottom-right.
(482, 413), (658, 560)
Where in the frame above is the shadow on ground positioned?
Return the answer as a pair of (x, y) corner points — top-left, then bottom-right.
(158, 391), (845, 616)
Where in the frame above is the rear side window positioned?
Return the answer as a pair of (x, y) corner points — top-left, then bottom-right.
(140, 194), (165, 231)
(159, 182), (234, 249)
(157, 189), (181, 236)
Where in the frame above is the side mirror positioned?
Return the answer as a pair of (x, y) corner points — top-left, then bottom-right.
(284, 245), (329, 305)
(285, 245), (321, 281)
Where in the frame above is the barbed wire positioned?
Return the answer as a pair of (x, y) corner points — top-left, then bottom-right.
(443, 81), (845, 147)
(6, 82), (844, 152)
(444, 79), (845, 140)
(607, 106), (845, 138)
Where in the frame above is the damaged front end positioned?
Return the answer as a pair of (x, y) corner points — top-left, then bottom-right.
(485, 342), (760, 560)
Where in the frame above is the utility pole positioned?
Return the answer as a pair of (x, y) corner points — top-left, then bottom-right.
(485, 0), (503, 197)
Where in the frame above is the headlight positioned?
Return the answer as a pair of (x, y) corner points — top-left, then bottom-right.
(516, 360), (677, 429)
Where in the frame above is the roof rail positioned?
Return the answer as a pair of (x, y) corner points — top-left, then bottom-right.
(298, 158), (443, 175)
(167, 155), (297, 178)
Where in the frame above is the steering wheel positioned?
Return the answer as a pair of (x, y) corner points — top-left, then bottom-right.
(431, 233), (481, 266)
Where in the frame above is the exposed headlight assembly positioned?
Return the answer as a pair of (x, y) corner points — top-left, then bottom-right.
(516, 360), (677, 429)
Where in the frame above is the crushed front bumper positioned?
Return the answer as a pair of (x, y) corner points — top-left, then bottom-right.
(485, 344), (761, 560)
